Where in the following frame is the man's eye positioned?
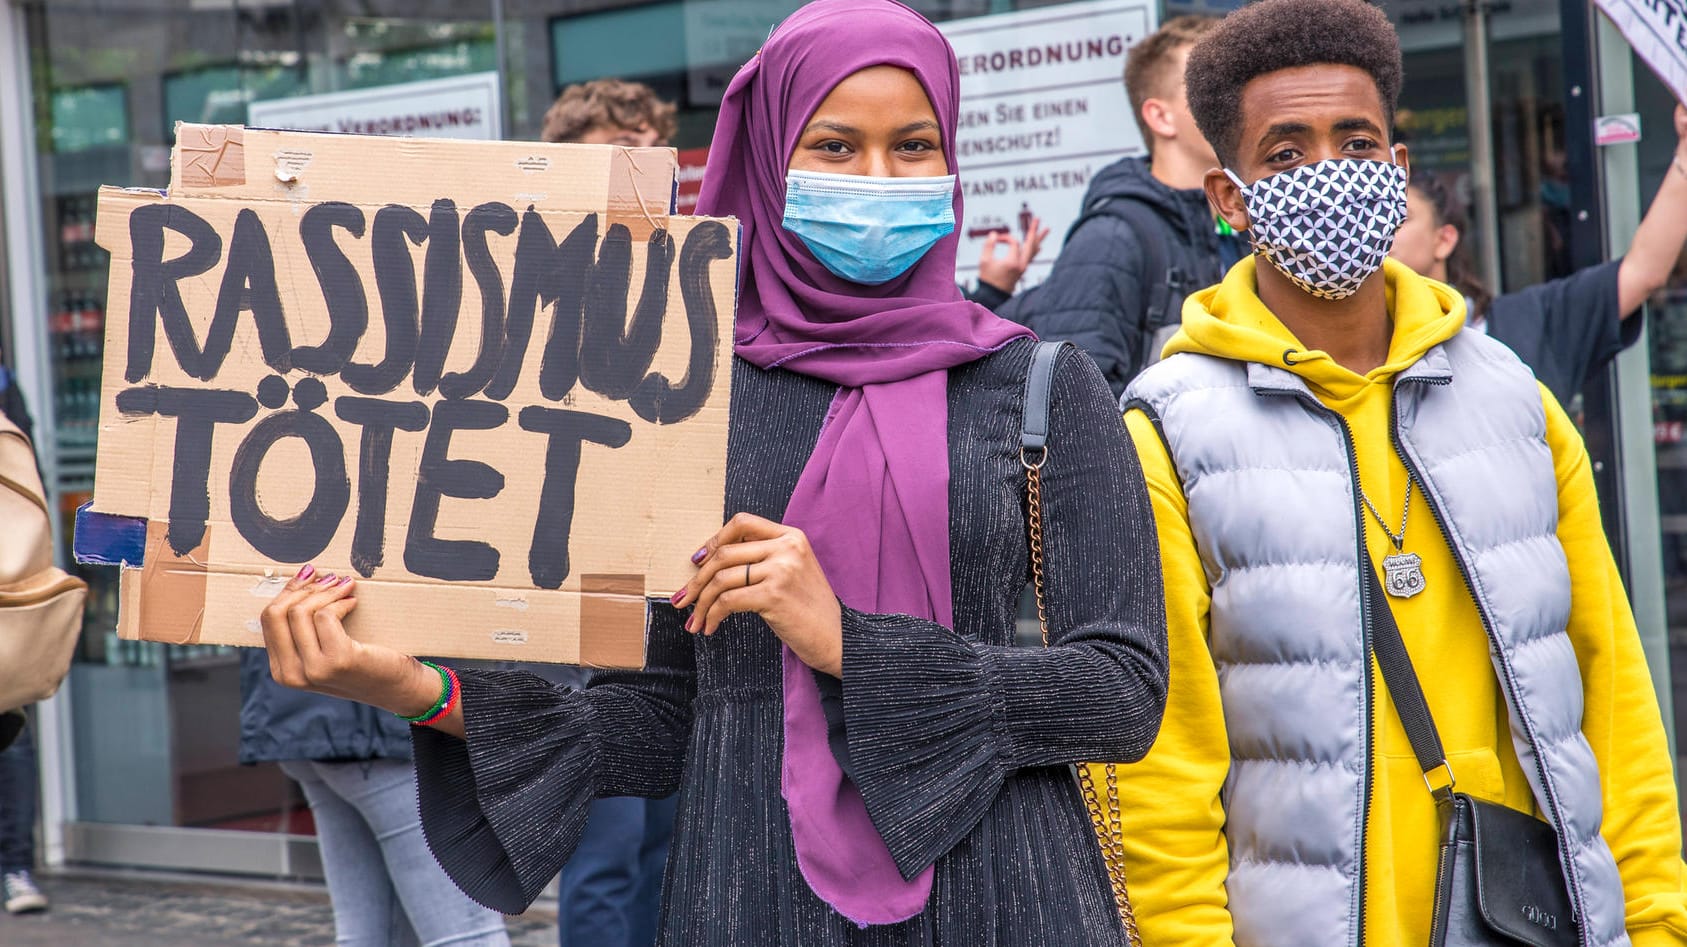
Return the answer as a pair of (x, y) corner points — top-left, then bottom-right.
(1269, 149), (1298, 163)
(1347, 138), (1378, 152)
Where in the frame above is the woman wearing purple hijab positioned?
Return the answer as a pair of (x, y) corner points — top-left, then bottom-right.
(258, 1), (1166, 942)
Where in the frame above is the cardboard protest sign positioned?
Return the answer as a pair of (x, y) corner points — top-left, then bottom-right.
(1597, 0), (1687, 106)
(78, 125), (739, 668)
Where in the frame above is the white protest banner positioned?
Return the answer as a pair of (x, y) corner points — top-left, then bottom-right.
(249, 72), (503, 140)
(940, 0), (1157, 287)
(1596, 0), (1687, 106)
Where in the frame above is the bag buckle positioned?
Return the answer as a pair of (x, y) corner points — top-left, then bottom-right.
(1423, 759), (1457, 801)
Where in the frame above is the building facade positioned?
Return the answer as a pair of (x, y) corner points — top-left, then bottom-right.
(0, 0), (1678, 880)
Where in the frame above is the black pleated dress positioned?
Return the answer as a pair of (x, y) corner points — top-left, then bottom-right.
(412, 338), (1168, 945)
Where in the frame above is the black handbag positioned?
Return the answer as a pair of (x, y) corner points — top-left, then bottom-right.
(1363, 559), (1579, 947)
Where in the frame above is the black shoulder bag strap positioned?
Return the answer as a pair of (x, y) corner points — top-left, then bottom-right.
(1364, 558), (1578, 947)
(1363, 559), (1451, 791)
(1019, 340), (1068, 467)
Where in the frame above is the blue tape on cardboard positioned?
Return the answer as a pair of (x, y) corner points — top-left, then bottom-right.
(73, 502), (148, 567)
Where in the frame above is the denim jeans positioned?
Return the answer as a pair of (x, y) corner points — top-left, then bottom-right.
(0, 715), (37, 875)
(557, 794), (678, 947)
(281, 759), (509, 947)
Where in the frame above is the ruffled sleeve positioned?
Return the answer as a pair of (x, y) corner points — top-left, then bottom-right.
(412, 604), (697, 913)
(839, 347), (1168, 880)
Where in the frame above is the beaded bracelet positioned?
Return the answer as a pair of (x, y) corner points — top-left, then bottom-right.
(397, 661), (452, 724)
(411, 665), (461, 727)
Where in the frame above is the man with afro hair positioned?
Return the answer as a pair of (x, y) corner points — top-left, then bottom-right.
(1100, 0), (1687, 943)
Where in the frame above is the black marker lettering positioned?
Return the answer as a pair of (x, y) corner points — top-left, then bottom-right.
(334, 397), (430, 577)
(518, 407), (633, 589)
(204, 208), (294, 376)
(631, 220), (730, 424)
(125, 204), (224, 382)
(405, 399), (508, 581)
(292, 202), (368, 375)
(580, 225), (671, 401)
(228, 409), (350, 562)
(412, 200), (462, 397)
(343, 205), (425, 395)
(489, 211), (596, 401)
(115, 385), (257, 554)
(439, 202), (516, 399)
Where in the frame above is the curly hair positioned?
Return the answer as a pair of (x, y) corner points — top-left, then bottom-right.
(541, 79), (677, 144)
(1184, 0), (1402, 167)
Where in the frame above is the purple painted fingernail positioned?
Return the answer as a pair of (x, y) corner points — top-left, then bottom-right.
(691, 547), (708, 565)
(670, 588), (686, 606)
(684, 615), (697, 633)
(296, 564), (315, 582)
(336, 575), (354, 587)
(318, 572), (338, 585)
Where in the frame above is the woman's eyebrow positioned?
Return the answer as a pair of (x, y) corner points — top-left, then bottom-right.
(803, 119), (859, 135)
(895, 120), (940, 135)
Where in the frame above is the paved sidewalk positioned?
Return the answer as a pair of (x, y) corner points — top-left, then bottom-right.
(0, 870), (558, 946)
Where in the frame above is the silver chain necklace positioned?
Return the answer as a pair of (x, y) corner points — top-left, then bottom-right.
(1359, 479), (1426, 598)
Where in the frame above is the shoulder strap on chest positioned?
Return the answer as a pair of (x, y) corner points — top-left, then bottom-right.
(1020, 340), (1071, 463)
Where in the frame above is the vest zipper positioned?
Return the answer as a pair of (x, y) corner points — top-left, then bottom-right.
(1257, 387), (1374, 947)
(1388, 376), (1587, 935)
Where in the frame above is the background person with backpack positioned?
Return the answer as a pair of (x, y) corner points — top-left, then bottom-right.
(1002, 15), (1247, 397)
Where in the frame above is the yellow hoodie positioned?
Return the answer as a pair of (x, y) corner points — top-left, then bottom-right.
(1105, 257), (1687, 945)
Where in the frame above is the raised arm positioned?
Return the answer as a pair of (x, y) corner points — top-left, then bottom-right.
(1617, 104), (1687, 316)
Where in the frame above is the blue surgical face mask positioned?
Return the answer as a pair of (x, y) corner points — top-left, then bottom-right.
(781, 169), (956, 285)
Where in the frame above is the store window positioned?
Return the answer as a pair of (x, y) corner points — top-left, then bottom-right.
(1383, 0), (1573, 297)
(1626, 54), (1687, 784)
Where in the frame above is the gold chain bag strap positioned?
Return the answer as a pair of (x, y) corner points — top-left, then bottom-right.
(1020, 341), (1143, 946)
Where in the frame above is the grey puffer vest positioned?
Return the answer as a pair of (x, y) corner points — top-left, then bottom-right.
(1124, 330), (1627, 947)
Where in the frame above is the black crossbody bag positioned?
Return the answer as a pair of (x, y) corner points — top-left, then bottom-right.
(1364, 559), (1579, 946)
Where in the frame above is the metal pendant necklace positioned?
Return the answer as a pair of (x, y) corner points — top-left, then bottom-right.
(1360, 479), (1426, 599)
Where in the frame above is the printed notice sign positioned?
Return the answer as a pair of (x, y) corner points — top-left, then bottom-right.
(940, 0), (1157, 287)
(249, 72), (503, 140)
(78, 125), (738, 668)
(1596, 0), (1687, 106)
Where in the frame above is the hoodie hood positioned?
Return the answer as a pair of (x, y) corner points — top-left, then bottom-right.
(1079, 155), (1216, 242)
(1163, 256), (1467, 406)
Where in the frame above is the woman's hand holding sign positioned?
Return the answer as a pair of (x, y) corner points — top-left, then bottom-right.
(263, 510), (844, 728)
(260, 567), (463, 737)
(674, 512), (844, 678)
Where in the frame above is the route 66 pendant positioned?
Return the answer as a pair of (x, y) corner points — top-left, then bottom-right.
(1383, 552), (1426, 599)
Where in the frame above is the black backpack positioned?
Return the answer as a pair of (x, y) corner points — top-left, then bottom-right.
(1064, 195), (1191, 377)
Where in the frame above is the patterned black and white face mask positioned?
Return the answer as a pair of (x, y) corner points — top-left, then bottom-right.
(1225, 158), (1408, 300)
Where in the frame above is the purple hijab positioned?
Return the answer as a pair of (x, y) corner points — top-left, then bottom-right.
(695, 0), (1032, 926)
